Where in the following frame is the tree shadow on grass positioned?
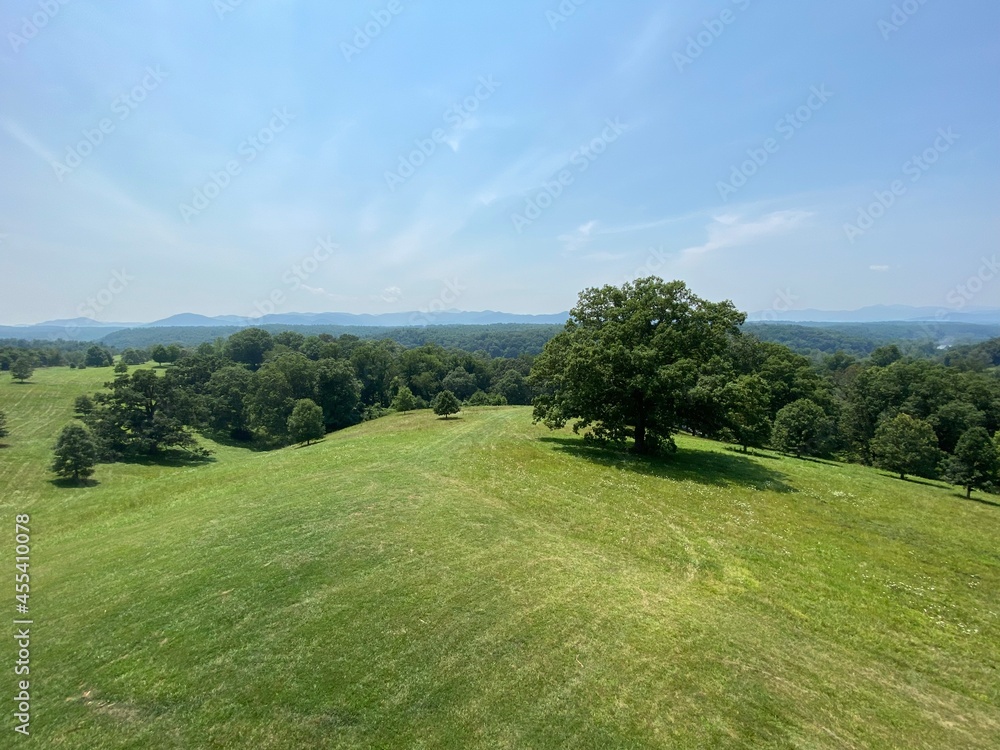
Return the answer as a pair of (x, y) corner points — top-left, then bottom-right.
(292, 440), (325, 449)
(963, 493), (1000, 508)
(539, 436), (797, 494)
(49, 477), (100, 489)
(199, 430), (266, 452)
(881, 474), (947, 489)
(115, 450), (216, 468)
(722, 445), (782, 461)
(782, 454), (840, 466)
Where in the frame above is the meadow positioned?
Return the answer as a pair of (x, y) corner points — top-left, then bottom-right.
(1, 366), (998, 748)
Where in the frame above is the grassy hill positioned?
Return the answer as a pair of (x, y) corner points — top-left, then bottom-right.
(1, 368), (999, 748)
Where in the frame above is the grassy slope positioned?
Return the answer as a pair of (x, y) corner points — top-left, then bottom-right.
(1, 367), (999, 748)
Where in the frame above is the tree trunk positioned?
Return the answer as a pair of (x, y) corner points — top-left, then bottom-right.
(633, 410), (646, 454)
(967, 486), (972, 499)
(900, 472), (905, 480)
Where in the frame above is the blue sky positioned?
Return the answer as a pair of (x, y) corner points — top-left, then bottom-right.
(1, 0), (998, 324)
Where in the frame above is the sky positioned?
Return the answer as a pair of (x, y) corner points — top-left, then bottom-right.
(0, 0), (998, 325)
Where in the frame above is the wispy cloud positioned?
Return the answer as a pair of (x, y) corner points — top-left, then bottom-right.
(476, 148), (577, 207)
(1, 118), (180, 247)
(618, 9), (670, 73)
(681, 210), (811, 259)
(1, 118), (58, 163)
(870, 265), (890, 272)
(557, 219), (598, 253)
(300, 284), (334, 298)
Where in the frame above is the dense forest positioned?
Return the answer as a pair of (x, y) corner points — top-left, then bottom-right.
(6, 319), (999, 360)
(98, 323), (564, 356)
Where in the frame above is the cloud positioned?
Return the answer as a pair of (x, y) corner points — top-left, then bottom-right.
(476, 148), (577, 207)
(681, 210), (811, 258)
(299, 285), (334, 298)
(869, 264), (890, 272)
(558, 219), (599, 253)
(1, 118), (58, 163)
(380, 285), (403, 302)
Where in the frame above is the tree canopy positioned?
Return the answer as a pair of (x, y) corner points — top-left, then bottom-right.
(432, 390), (461, 419)
(871, 413), (942, 480)
(287, 399), (325, 446)
(10, 356), (34, 382)
(772, 399), (833, 458)
(530, 278), (745, 454)
(943, 427), (999, 498)
(51, 424), (98, 481)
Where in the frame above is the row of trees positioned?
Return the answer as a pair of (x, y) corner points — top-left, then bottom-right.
(530, 278), (1000, 497)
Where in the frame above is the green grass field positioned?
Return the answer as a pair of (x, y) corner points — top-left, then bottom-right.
(1, 367), (999, 748)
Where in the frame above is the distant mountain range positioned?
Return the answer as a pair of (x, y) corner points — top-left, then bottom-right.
(745, 305), (1000, 325)
(140, 311), (571, 328)
(0, 310), (572, 341)
(3, 305), (1000, 342)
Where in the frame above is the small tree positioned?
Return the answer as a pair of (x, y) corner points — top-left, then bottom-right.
(771, 398), (831, 458)
(721, 374), (772, 453)
(432, 390), (461, 419)
(114, 361), (129, 375)
(943, 427), (1000, 498)
(871, 413), (942, 480)
(73, 394), (94, 417)
(0, 410), (8, 440)
(287, 398), (325, 446)
(84, 346), (112, 367)
(149, 344), (169, 367)
(392, 385), (418, 413)
(51, 424), (98, 482)
(120, 348), (148, 365)
(10, 357), (34, 383)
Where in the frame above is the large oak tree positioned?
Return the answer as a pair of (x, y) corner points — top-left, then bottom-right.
(530, 278), (745, 454)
